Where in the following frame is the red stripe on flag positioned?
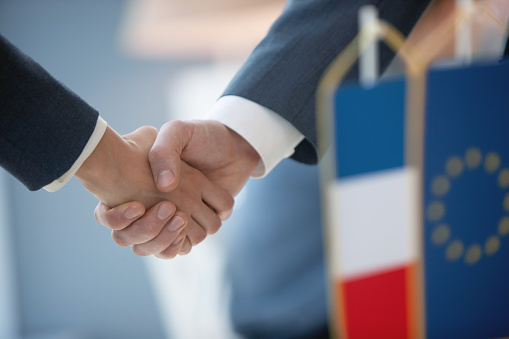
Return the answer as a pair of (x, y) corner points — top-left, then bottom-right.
(339, 265), (413, 338)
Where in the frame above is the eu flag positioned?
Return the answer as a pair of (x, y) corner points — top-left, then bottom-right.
(424, 60), (509, 338)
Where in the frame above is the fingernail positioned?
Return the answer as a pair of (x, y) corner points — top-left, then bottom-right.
(157, 204), (174, 221)
(172, 235), (185, 245)
(157, 170), (175, 189)
(168, 216), (185, 231)
(124, 206), (142, 219)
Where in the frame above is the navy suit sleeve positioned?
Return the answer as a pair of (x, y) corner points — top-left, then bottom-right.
(0, 34), (99, 191)
(223, 0), (432, 164)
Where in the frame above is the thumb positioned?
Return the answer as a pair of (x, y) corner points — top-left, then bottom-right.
(149, 120), (193, 192)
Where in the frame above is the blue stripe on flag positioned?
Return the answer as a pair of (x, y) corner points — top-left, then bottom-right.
(334, 79), (405, 179)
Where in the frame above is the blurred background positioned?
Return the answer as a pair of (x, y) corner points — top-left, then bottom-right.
(0, 1), (327, 338)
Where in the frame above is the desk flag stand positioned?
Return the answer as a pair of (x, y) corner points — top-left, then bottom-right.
(317, 1), (509, 338)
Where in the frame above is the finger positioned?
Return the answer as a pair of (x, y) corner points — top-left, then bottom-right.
(131, 212), (187, 256)
(94, 201), (145, 231)
(177, 236), (192, 256)
(176, 162), (225, 236)
(155, 229), (188, 260)
(184, 217), (208, 246)
(149, 121), (193, 192)
(111, 201), (177, 247)
(200, 179), (235, 221)
(192, 203), (223, 236)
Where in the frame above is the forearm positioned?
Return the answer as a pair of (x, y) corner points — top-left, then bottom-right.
(222, 0), (432, 163)
(0, 34), (99, 190)
(75, 126), (122, 190)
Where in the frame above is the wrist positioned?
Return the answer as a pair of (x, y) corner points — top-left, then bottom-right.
(75, 126), (123, 200)
(75, 125), (162, 208)
(226, 126), (261, 176)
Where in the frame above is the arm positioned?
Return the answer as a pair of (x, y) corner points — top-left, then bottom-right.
(94, 1), (432, 256)
(222, 0), (432, 164)
(0, 34), (99, 190)
(0, 35), (234, 257)
(74, 124), (235, 257)
(94, 120), (259, 257)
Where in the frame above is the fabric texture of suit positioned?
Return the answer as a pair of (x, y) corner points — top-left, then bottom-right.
(0, 1), (431, 191)
(224, 0), (432, 165)
(0, 34), (98, 191)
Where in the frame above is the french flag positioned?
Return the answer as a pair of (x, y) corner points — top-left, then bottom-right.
(325, 77), (421, 338)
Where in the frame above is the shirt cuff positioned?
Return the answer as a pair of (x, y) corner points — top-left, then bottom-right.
(206, 95), (304, 177)
(44, 117), (108, 192)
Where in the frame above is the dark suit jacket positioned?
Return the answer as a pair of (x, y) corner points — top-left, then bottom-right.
(1, 0), (433, 191)
(0, 34), (98, 191)
(224, 0), (432, 165)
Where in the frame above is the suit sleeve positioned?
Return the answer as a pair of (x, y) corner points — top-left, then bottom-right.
(0, 34), (99, 191)
(222, 0), (432, 165)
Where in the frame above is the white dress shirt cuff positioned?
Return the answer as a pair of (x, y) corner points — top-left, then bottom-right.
(44, 117), (108, 192)
(206, 95), (304, 177)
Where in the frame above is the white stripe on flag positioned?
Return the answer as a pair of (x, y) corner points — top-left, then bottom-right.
(327, 167), (419, 280)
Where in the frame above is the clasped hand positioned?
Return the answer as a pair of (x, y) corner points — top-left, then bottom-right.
(79, 120), (259, 259)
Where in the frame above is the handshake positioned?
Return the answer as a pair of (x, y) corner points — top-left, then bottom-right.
(74, 119), (260, 259)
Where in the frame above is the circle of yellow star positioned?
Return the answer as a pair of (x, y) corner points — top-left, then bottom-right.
(427, 147), (508, 265)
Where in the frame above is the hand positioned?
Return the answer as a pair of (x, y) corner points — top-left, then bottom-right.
(94, 120), (260, 257)
(149, 120), (260, 198)
(75, 125), (234, 258)
(95, 200), (190, 259)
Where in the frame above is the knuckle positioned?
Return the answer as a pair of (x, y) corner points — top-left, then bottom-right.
(111, 230), (129, 247)
(149, 238), (168, 255)
(162, 120), (183, 132)
(131, 245), (150, 257)
(139, 221), (162, 239)
(156, 252), (175, 260)
(193, 228), (207, 245)
(159, 120), (186, 140)
(156, 246), (178, 260)
(94, 204), (126, 231)
(94, 204), (111, 227)
(139, 125), (158, 139)
(207, 218), (222, 235)
(148, 145), (169, 162)
(110, 224), (126, 231)
(106, 217), (126, 231)
(218, 211), (231, 222)
(178, 243), (192, 256)
(225, 195), (235, 211)
(216, 196), (234, 217)
(145, 125), (158, 135)
(94, 207), (103, 225)
(159, 120), (174, 133)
